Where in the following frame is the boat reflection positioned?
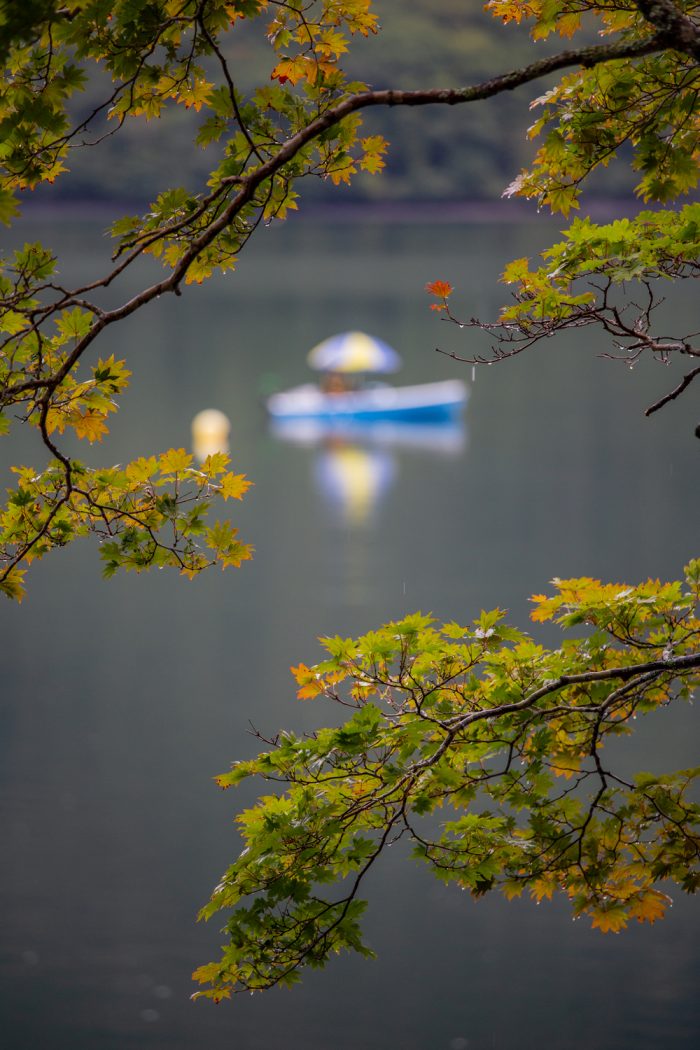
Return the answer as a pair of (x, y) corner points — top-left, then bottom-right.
(270, 417), (467, 454)
(270, 417), (467, 525)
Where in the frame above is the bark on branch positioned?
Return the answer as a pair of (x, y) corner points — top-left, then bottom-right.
(634, 0), (700, 60)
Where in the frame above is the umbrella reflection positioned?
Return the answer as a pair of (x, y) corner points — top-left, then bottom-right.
(314, 444), (395, 525)
(271, 417), (467, 525)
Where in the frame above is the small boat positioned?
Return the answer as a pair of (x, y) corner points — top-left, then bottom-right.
(266, 331), (468, 424)
(266, 378), (468, 423)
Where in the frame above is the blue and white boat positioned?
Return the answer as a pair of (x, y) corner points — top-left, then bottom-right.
(266, 377), (468, 424)
(266, 331), (468, 423)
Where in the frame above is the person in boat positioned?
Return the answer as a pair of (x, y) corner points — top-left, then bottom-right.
(320, 371), (357, 395)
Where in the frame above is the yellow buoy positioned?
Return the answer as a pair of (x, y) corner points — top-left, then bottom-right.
(191, 408), (230, 461)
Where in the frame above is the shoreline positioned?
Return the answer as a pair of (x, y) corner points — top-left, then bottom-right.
(15, 195), (648, 225)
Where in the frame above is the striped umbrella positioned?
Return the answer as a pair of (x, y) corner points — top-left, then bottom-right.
(307, 331), (401, 374)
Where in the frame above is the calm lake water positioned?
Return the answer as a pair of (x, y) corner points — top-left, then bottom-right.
(1, 207), (699, 1050)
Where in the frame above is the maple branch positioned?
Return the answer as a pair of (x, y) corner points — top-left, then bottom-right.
(434, 268), (700, 417)
(385, 650), (700, 786)
(5, 29), (672, 407)
(450, 650), (700, 732)
(634, 0), (700, 60)
(645, 362), (700, 414)
(196, 10), (265, 166)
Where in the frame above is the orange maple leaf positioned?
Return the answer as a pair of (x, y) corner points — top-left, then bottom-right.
(426, 280), (453, 298)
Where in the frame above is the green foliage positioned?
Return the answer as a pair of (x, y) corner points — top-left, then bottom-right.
(0, 448), (252, 601)
(0, 1), (385, 596)
(499, 204), (700, 319)
(428, 1), (700, 410)
(429, 203), (700, 327)
(194, 565), (700, 999)
(428, 200), (700, 413)
(489, 1), (700, 212)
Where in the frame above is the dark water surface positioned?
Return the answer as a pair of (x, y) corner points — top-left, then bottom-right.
(1, 210), (698, 1050)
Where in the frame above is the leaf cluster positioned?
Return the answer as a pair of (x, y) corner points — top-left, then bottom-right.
(428, 1), (700, 415)
(193, 564), (700, 999)
(0, 446), (253, 601)
(430, 202), (700, 415)
(0, 4), (391, 600)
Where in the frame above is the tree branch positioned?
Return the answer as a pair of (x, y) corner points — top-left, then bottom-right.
(645, 363), (700, 414)
(634, 0), (700, 60)
(3, 31), (672, 406)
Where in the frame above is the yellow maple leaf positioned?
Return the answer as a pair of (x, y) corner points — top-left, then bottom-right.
(502, 880), (525, 901)
(290, 662), (312, 683)
(290, 662), (325, 699)
(328, 160), (357, 186)
(270, 57), (307, 86)
(549, 751), (581, 779)
(72, 410), (109, 443)
(529, 594), (557, 621)
(628, 890), (671, 925)
(220, 472), (253, 500)
(125, 456), (159, 484)
(218, 543), (254, 569)
(530, 875), (557, 901)
(556, 13), (581, 37)
(159, 448), (193, 473)
(590, 906), (629, 933)
(180, 565), (203, 580)
(201, 452), (231, 476)
(45, 406), (68, 435)
(181, 77), (213, 111)
(0, 567), (26, 602)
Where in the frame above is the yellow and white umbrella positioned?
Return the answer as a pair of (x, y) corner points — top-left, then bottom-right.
(307, 331), (401, 374)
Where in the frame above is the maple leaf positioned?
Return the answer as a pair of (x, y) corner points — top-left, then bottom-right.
(290, 662), (312, 683)
(530, 876), (557, 902)
(290, 662), (325, 699)
(328, 160), (357, 186)
(0, 567), (26, 602)
(271, 57), (306, 86)
(550, 752), (581, 778)
(201, 452), (231, 476)
(627, 890), (671, 925)
(93, 355), (131, 391)
(220, 472), (253, 500)
(72, 410), (109, 443)
(590, 906), (629, 933)
(159, 448), (193, 474)
(56, 308), (94, 340)
(530, 595), (557, 622)
(181, 77), (213, 111)
(180, 564), (203, 580)
(426, 280), (453, 298)
(125, 456), (158, 484)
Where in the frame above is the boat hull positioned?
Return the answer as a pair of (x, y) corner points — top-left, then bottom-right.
(266, 379), (468, 423)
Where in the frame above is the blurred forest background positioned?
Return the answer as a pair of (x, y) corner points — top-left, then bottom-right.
(31, 0), (634, 206)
